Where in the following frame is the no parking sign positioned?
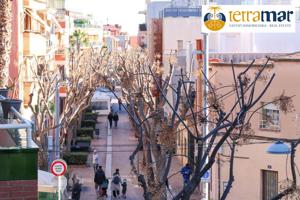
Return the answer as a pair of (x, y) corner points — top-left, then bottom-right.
(50, 159), (67, 176)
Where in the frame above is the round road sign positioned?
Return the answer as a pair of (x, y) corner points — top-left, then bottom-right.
(51, 159), (67, 176)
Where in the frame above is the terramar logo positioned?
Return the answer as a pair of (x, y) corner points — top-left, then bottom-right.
(201, 5), (296, 33)
(204, 6), (226, 31)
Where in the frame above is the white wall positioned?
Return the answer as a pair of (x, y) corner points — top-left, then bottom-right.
(162, 17), (202, 53)
(252, 22), (300, 53)
(162, 17), (203, 111)
(210, 22), (300, 54)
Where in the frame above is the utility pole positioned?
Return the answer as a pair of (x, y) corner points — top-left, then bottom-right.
(55, 77), (60, 159)
(203, 0), (210, 199)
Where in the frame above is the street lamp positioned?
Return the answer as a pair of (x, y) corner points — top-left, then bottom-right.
(267, 141), (290, 154)
(266, 140), (299, 199)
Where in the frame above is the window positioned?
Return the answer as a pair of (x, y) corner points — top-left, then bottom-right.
(177, 40), (183, 51)
(24, 14), (45, 33)
(241, 0), (254, 5)
(260, 103), (280, 131)
(24, 14), (31, 31)
(91, 101), (109, 110)
(296, 7), (300, 21)
(262, 170), (278, 200)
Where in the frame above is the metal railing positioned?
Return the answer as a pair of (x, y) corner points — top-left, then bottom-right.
(209, 52), (285, 63)
(0, 95), (36, 148)
(161, 7), (201, 18)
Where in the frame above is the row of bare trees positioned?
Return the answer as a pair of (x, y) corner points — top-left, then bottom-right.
(101, 49), (297, 200)
(0, 11), (298, 197)
(28, 48), (110, 169)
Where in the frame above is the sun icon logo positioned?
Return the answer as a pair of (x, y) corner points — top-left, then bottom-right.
(204, 6), (226, 31)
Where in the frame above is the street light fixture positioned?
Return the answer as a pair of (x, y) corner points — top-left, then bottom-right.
(267, 141), (290, 154)
(266, 140), (299, 199)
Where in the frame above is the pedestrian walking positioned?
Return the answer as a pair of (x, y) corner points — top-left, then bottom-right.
(108, 112), (113, 129)
(94, 166), (106, 193)
(180, 163), (192, 185)
(113, 112), (119, 128)
(111, 169), (121, 198)
(71, 179), (81, 200)
(100, 178), (109, 197)
(118, 98), (122, 111)
(92, 149), (100, 173)
(121, 179), (127, 199)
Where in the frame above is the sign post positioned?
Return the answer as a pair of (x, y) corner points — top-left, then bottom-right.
(201, 170), (211, 183)
(51, 159), (67, 200)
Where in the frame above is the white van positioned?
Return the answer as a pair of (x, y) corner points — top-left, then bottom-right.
(91, 90), (111, 115)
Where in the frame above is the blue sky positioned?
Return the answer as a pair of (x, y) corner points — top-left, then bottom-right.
(66, 0), (146, 35)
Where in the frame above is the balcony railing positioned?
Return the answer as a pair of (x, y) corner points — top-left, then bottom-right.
(209, 52), (285, 63)
(160, 7), (201, 18)
(0, 96), (36, 149)
(164, 50), (286, 63)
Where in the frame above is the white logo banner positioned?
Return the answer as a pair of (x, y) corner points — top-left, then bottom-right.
(201, 5), (296, 33)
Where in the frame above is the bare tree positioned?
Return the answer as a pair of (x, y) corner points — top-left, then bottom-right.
(0, 0), (12, 87)
(28, 48), (109, 168)
(102, 49), (295, 200)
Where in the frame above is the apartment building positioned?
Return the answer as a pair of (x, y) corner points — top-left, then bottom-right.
(144, 0), (300, 198)
(21, 0), (66, 120)
(209, 53), (300, 200)
(103, 24), (130, 51)
(71, 12), (103, 49)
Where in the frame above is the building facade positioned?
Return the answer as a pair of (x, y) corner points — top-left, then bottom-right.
(209, 53), (300, 200)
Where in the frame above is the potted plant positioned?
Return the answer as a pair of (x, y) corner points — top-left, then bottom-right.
(81, 120), (96, 129)
(77, 127), (94, 138)
(84, 112), (98, 120)
(1, 99), (22, 119)
(63, 152), (89, 165)
(71, 136), (91, 152)
(0, 88), (8, 98)
(0, 79), (22, 119)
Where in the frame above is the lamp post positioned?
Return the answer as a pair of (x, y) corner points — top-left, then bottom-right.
(202, 0), (210, 199)
(55, 77), (60, 160)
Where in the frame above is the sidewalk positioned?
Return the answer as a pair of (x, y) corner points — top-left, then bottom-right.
(69, 116), (107, 200)
(69, 106), (199, 200)
(69, 108), (143, 200)
(111, 107), (143, 199)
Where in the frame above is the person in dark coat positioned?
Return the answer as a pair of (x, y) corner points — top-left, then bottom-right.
(100, 178), (109, 197)
(180, 163), (192, 185)
(118, 98), (122, 111)
(94, 166), (106, 192)
(112, 169), (121, 198)
(72, 179), (81, 200)
(113, 112), (119, 127)
(121, 179), (127, 199)
(107, 112), (113, 129)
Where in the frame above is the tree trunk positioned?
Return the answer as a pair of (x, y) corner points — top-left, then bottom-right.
(0, 0), (12, 87)
(152, 185), (167, 200)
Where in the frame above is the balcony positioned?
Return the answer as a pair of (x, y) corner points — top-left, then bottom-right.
(0, 95), (38, 189)
(54, 48), (66, 65)
(24, 0), (47, 10)
(23, 31), (47, 56)
(160, 7), (201, 18)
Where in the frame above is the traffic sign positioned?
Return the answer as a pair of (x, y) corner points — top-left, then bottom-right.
(201, 170), (210, 183)
(51, 159), (67, 176)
